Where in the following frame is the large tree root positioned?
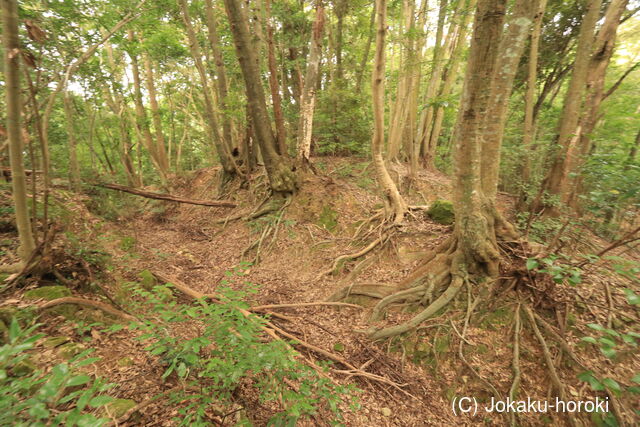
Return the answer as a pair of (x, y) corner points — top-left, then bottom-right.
(94, 182), (237, 208)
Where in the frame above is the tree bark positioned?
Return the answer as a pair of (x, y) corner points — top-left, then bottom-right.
(297, 0), (325, 163)
(519, 0), (548, 201)
(264, 0), (288, 156)
(179, 0), (236, 177)
(539, 0), (603, 210)
(223, 0), (297, 194)
(143, 52), (169, 173)
(372, 0), (407, 224)
(2, 0), (36, 263)
(451, 0), (507, 276)
(567, 0), (629, 208)
(62, 92), (81, 191)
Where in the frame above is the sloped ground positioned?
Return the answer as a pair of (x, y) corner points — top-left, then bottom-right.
(1, 157), (639, 426)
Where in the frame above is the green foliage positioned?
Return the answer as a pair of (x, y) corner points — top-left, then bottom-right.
(317, 205), (339, 232)
(525, 254), (582, 286)
(0, 320), (114, 426)
(127, 277), (357, 425)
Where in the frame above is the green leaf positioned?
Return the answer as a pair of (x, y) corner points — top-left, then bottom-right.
(587, 323), (606, 332)
(89, 395), (115, 408)
(578, 371), (604, 391)
(624, 289), (640, 305)
(599, 337), (617, 348)
(600, 347), (617, 359)
(581, 336), (597, 344)
(8, 318), (21, 343)
(28, 402), (50, 419)
(66, 374), (91, 387)
(526, 259), (539, 270)
(631, 373), (640, 384)
(601, 378), (622, 394)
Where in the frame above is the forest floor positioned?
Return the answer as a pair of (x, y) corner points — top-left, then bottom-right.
(1, 157), (639, 426)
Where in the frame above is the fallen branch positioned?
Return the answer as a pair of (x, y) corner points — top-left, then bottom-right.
(38, 297), (137, 321)
(152, 271), (408, 393)
(94, 182), (237, 208)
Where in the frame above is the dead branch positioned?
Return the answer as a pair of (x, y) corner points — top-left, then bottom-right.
(94, 182), (237, 208)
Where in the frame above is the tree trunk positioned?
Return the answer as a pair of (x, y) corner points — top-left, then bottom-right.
(264, 0), (288, 156)
(223, 0), (297, 194)
(204, 0), (237, 159)
(539, 0), (603, 210)
(63, 92), (81, 191)
(451, 0), (507, 276)
(480, 0), (535, 200)
(2, 0), (36, 264)
(372, 0), (407, 224)
(128, 30), (168, 183)
(519, 0), (548, 207)
(567, 0), (629, 208)
(179, 0), (236, 177)
(426, 0), (476, 168)
(143, 52), (169, 173)
(297, 0), (325, 163)
(355, 5), (376, 94)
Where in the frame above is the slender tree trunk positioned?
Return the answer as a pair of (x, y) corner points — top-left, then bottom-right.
(625, 128), (640, 169)
(519, 0), (548, 207)
(297, 0), (325, 163)
(2, 0), (36, 264)
(355, 5), (376, 94)
(223, 0), (297, 194)
(128, 30), (168, 183)
(264, 0), (288, 155)
(179, 0), (236, 177)
(480, 0), (535, 200)
(63, 92), (81, 191)
(427, 0), (476, 167)
(567, 0), (629, 208)
(372, 0), (407, 224)
(539, 0), (603, 210)
(143, 52), (169, 173)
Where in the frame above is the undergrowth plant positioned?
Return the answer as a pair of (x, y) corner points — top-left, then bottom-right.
(128, 276), (357, 426)
(0, 320), (114, 426)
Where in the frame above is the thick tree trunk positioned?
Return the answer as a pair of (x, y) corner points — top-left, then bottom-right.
(2, 0), (36, 264)
(372, 0), (407, 224)
(297, 1), (325, 163)
(540, 0), (603, 209)
(451, 0), (507, 276)
(223, 0), (297, 194)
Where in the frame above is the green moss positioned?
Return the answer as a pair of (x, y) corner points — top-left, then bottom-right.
(427, 200), (455, 225)
(102, 399), (138, 418)
(0, 320), (7, 345)
(0, 306), (37, 326)
(479, 307), (511, 331)
(333, 342), (345, 352)
(317, 205), (339, 232)
(24, 286), (72, 301)
(138, 270), (156, 290)
(24, 286), (77, 318)
(119, 236), (136, 252)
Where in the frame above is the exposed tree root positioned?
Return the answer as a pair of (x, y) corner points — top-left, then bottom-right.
(315, 233), (390, 280)
(509, 304), (522, 427)
(523, 305), (578, 427)
(94, 182), (237, 207)
(327, 283), (398, 302)
(37, 297), (137, 321)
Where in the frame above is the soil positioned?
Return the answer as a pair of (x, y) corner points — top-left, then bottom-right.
(1, 157), (638, 426)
